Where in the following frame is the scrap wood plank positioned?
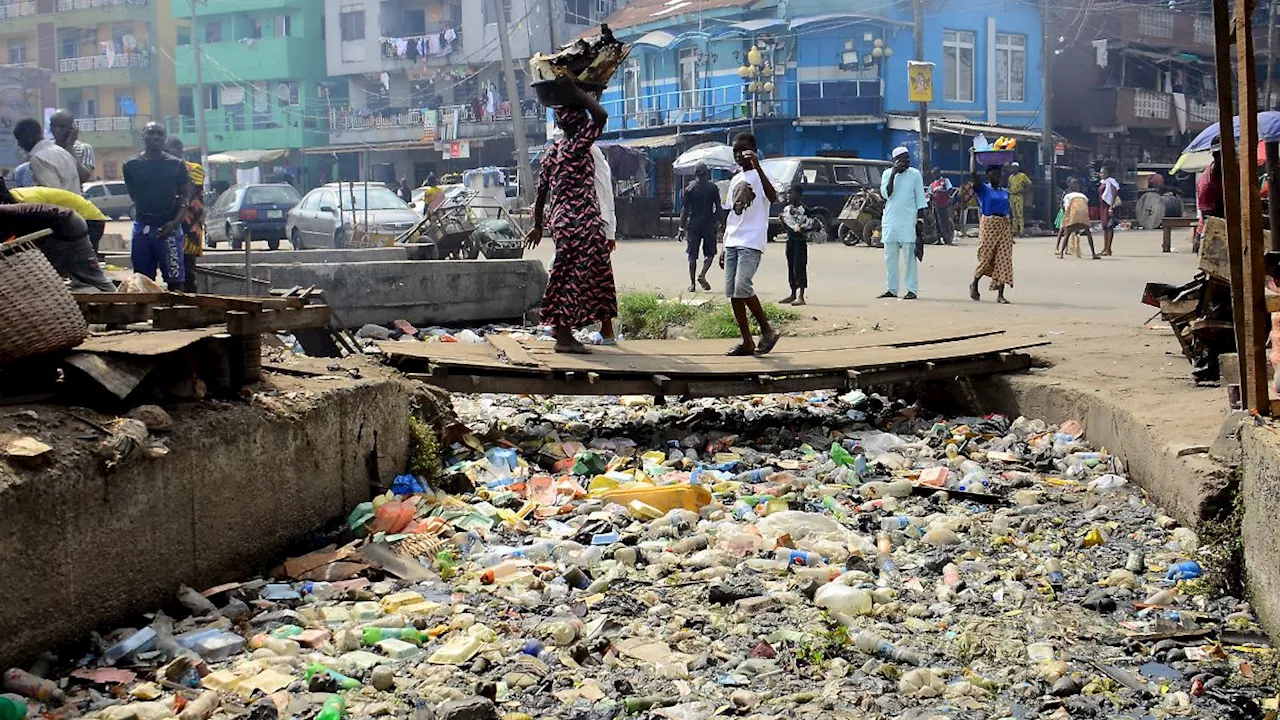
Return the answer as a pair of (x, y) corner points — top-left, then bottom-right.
(377, 333), (1050, 376)
(152, 305), (227, 330)
(225, 306), (332, 335)
(62, 352), (154, 399)
(486, 334), (547, 369)
(79, 302), (152, 325)
(521, 327), (1007, 358)
(74, 327), (225, 356)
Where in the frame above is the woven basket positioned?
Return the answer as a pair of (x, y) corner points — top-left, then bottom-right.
(0, 236), (88, 364)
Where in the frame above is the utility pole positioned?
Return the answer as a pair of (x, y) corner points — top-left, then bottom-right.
(1266, 0), (1277, 108)
(1040, 0), (1055, 227)
(913, 0), (930, 172)
(493, 0), (533, 204)
(547, 0), (558, 51)
(189, 0), (209, 176)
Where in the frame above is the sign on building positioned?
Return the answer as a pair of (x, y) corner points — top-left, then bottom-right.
(908, 61), (934, 104)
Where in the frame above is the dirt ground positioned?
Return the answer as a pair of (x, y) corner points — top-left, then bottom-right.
(526, 228), (1226, 447)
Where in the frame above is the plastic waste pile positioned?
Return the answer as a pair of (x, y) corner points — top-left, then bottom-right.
(353, 322), (619, 350)
(4, 391), (1275, 720)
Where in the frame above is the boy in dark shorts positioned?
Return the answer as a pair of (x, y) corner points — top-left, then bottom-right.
(678, 162), (723, 292)
(779, 184), (817, 306)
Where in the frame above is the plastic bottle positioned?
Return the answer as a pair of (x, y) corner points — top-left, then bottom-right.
(541, 618), (582, 646)
(853, 630), (923, 665)
(732, 468), (770, 483)
(875, 551), (899, 578)
(316, 695), (345, 720)
(248, 635), (300, 656)
(1044, 558), (1065, 588)
(2, 671), (61, 703)
(0, 695), (26, 720)
(623, 696), (676, 714)
(361, 627), (426, 646)
(670, 535), (709, 554)
(480, 560), (531, 585)
(774, 549), (825, 566)
(942, 563), (962, 587)
(304, 664), (361, 690)
(814, 584), (873, 616)
(875, 532), (893, 554)
(177, 691), (219, 720)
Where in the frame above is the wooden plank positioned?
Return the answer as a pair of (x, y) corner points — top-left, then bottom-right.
(73, 292), (167, 304)
(74, 327), (224, 356)
(487, 333), (547, 369)
(79, 303), (153, 325)
(1215, 0), (1253, 409)
(377, 333), (1045, 377)
(225, 306), (332, 335)
(520, 327), (1007, 358)
(1233, 0), (1271, 414)
(63, 352), (155, 399)
(404, 352), (1034, 398)
(153, 305), (228, 330)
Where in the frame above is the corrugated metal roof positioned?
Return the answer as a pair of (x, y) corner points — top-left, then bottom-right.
(603, 0), (765, 31)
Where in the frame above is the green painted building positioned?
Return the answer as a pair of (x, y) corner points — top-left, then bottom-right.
(166, 0), (337, 184)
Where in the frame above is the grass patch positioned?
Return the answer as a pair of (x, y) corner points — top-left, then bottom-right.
(692, 302), (800, 339)
(617, 291), (800, 340)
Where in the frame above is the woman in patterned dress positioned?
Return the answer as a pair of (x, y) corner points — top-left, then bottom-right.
(525, 80), (616, 354)
(969, 165), (1014, 304)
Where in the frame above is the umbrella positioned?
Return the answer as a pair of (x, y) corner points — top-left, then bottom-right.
(1173, 111), (1280, 172)
(674, 142), (737, 172)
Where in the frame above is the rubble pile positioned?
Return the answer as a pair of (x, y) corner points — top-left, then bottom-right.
(3, 391), (1274, 720)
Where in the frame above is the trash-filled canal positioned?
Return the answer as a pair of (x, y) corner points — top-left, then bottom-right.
(3, 390), (1271, 720)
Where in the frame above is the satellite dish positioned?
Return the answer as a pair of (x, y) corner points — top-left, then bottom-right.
(122, 34), (138, 50)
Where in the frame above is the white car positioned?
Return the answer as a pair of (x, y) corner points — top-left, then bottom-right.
(83, 180), (133, 219)
(287, 183), (421, 249)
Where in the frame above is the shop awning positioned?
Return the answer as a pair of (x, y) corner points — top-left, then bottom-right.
(931, 120), (1063, 142)
(205, 149), (288, 166)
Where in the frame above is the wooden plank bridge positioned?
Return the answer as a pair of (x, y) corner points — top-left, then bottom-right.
(378, 328), (1049, 398)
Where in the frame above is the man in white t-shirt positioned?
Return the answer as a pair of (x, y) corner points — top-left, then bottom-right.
(718, 132), (781, 356)
(1098, 165), (1121, 256)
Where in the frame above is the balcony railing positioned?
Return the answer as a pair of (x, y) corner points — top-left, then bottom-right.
(55, 0), (148, 11)
(1188, 98), (1218, 126)
(1133, 88), (1171, 120)
(605, 84), (818, 131)
(165, 106), (321, 137)
(0, 1), (36, 19)
(74, 116), (144, 133)
(57, 52), (150, 73)
(330, 108), (424, 132)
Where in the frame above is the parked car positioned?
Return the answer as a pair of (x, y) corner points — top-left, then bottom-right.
(287, 182), (421, 250)
(758, 156), (892, 239)
(205, 183), (301, 251)
(83, 180), (133, 219)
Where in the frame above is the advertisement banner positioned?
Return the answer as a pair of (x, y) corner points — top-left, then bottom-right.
(907, 61), (934, 104)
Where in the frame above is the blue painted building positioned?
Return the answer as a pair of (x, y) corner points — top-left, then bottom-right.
(599, 0), (1048, 182)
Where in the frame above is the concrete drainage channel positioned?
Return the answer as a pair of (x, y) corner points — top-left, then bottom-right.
(1, 354), (1277, 706)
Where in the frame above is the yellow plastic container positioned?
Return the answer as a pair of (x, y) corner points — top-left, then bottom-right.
(599, 484), (713, 513)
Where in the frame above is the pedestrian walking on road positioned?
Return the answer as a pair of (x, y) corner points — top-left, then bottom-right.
(165, 136), (206, 292)
(524, 80), (617, 354)
(49, 109), (95, 186)
(1007, 162), (1031, 235)
(719, 132), (781, 356)
(678, 162), (723, 293)
(1055, 177), (1099, 259)
(12, 118), (81, 194)
(970, 165), (1014, 304)
(123, 122), (190, 291)
(779, 184), (816, 306)
(928, 168), (955, 245)
(1098, 165), (1121, 256)
(398, 177), (412, 204)
(878, 146), (926, 300)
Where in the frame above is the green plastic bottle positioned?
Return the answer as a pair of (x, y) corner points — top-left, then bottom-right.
(830, 442), (855, 467)
(0, 696), (27, 720)
(361, 627), (425, 646)
(304, 664), (361, 690)
(316, 695), (345, 720)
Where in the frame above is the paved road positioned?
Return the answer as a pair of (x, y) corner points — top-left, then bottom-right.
(103, 220), (294, 251)
(526, 228), (1198, 328)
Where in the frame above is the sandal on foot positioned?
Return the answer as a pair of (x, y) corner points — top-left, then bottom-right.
(726, 343), (755, 357)
(698, 277), (712, 291)
(554, 342), (592, 354)
(755, 332), (781, 356)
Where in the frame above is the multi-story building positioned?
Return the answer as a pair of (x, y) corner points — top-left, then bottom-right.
(598, 0), (1046, 196)
(1052, 4), (1220, 172)
(315, 0), (619, 185)
(0, 0), (180, 180)
(165, 0), (331, 186)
